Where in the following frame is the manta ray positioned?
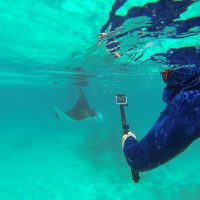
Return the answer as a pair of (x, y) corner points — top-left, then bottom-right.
(54, 88), (103, 122)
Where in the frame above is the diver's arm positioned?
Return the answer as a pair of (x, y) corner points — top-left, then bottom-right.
(123, 91), (200, 172)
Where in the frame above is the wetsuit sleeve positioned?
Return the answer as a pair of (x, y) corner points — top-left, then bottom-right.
(123, 91), (200, 172)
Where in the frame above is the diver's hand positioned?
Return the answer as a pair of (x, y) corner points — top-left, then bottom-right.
(122, 131), (136, 149)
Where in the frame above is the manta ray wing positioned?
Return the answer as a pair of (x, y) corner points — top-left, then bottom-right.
(65, 88), (94, 120)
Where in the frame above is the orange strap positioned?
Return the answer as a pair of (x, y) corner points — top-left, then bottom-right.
(161, 69), (170, 82)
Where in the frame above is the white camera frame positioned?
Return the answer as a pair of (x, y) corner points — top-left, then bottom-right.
(115, 95), (127, 105)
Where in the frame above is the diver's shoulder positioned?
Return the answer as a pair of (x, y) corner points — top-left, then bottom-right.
(174, 90), (200, 105)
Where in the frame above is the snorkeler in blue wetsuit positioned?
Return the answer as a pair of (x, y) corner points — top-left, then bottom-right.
(123, 66), (200, 173)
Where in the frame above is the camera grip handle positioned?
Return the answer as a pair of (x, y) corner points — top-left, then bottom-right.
(120, 105), (129, 132)
(119, 105), (140, 183)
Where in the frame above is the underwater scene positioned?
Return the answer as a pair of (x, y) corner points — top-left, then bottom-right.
(0, 0), (200, 199)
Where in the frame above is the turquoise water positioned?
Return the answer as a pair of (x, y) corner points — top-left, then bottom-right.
(0, 0), (200, 199)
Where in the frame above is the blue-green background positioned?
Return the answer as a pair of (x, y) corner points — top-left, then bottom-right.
(0, 0), (199, 199)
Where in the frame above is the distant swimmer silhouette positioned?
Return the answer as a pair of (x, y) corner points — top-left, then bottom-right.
(54, 88), (103, 123)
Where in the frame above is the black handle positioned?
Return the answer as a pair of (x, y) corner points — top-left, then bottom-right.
(119, 104), (140, 183)
(131, 168), (140, 183)
(120, 105), (129, 133)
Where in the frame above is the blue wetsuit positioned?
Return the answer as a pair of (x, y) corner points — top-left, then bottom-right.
(123, 66), (200, 172)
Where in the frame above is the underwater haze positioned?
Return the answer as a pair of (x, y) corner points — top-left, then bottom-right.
(0, 0), (200, 200)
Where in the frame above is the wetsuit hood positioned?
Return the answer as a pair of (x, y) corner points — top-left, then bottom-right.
(163, 67), (200, 104)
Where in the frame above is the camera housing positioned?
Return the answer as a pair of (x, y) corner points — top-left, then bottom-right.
(116, 95), (127, 105)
